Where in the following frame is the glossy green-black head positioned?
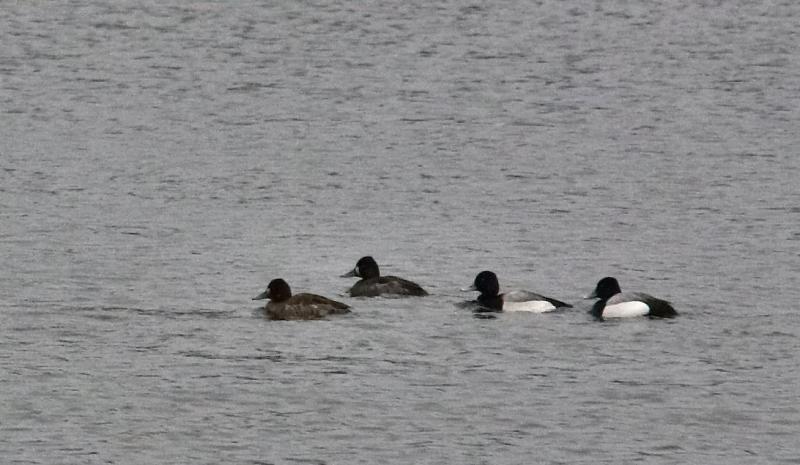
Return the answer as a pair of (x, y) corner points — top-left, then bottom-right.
(588, 277), (622, 301)
(469, 270), (500, 297)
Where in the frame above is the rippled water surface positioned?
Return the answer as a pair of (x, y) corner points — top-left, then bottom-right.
(2, 1), (799, 463)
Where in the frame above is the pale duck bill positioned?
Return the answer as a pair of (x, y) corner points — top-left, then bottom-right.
(340, 267), (358, 278)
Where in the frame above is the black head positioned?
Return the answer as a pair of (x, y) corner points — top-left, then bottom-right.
(471, 270), (500, 297)
(588, 277), (622, 301)
(252, 278), (292, 302)
(343, 256), (380, 279)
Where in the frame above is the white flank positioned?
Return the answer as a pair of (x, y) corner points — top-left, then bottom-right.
(602, 301), (650, 318)
(503, 300), (556, 313)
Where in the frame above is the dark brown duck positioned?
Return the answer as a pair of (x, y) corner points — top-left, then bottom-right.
(253, 278), (351, 320)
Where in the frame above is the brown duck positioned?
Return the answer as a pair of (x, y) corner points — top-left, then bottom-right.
(253, 278), (351, 320)
(341, 256), (428, 297)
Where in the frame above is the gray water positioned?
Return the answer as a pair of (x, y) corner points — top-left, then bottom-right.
(2, 1), (799, 463)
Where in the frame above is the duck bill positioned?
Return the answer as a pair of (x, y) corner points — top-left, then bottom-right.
(584, 290), (598, 299)
(340, 268), (357, 278)
(252, 290), (269, 300)
(460, 284), (477, 292)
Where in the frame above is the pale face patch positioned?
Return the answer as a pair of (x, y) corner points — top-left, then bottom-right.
(503, 300), (556, 313)
(602, 301), (649, 318)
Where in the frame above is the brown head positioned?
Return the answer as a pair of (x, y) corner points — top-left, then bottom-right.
(252, 278), (293, 302)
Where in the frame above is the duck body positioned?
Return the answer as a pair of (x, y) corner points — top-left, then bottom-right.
(503, 290), (572, 311)
(588, 277), (677, 320)
(342, 256), (428, 297)
(253, 279), (350, 320)
(463, 271), (572, 313)
(348, 276), (428, 297)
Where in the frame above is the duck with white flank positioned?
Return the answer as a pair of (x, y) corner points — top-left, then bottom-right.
(587, 276), (677, 320)
(462, 271), (572, 313)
